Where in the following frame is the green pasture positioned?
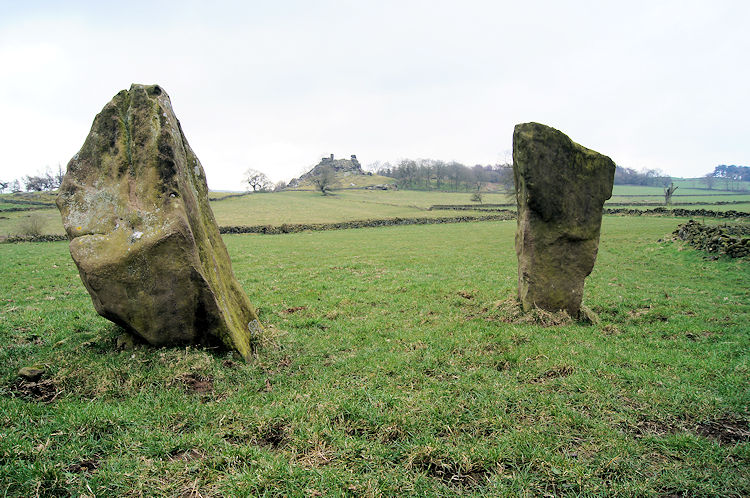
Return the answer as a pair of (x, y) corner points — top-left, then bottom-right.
(608, 194), (750, 204)
(1, 216), (748, 496)
(2, 186), (749, 239)
(208, 190), (494, 226)
(612, 181), (750, 196)
(605, 204), (750, 213)
(609, 184), (750, 203)
(1, 190), (502, 238)
(671, 178), (750, 191)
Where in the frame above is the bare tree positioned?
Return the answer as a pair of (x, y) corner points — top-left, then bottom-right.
(243, 168), (273, 192)
(702, 173), (715, 190)
(21, 166), (62, 192)
(496, 163), (514, 192)
(664, 182), (678, 205)
(311, 165), (335, 195)
(55, 164), (65, 187)
(23, 173), (55, 191)
(0, 180), (8, 193)
(471, 172), (484, 203)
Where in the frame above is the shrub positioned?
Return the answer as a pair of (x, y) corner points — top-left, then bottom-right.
(17, 213), (46, 237)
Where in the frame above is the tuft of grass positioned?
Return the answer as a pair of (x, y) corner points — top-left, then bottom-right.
(490, 298), (573, 326)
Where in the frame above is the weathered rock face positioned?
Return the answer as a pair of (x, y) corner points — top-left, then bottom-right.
(56, 84), (262, 359)
(513, 122), (615, 317)
(287, 154), (363, 187)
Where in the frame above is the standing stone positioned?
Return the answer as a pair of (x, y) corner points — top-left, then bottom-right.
(56, 84), (262, 359)
(513, 122), (615, 317)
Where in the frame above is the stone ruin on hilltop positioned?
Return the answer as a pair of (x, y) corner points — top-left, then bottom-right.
(287, 154), (371, 187)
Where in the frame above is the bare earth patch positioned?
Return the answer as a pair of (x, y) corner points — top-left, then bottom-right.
(9, 378), (61, 403)
(257, 421), (287, 449)
(531, 365), (575, 383)
(282, 306), (307, 314)
(67, 457), (100, 473)
(169, 448), (206, 462)
(695, 417), (749, 445)
(620, 414), (683, 439)
(410, 455), (492, 490)
(457, 289), (477, 300)
(177, 373), (214, 394)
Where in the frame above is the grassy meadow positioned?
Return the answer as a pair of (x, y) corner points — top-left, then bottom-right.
(1, 211), (748, 495)
(0, 190), (503, 238)
(1, 183), (748, 238)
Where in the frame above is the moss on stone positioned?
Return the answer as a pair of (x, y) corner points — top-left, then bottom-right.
(513, 122), (615, 317)
(57, 84), (263, 359)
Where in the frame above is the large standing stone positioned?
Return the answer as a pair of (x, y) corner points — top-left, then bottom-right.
(56, 84), (262, 359)
(513, 122), (615, 317)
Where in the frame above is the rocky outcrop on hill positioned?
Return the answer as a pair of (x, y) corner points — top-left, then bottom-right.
(288, 154), (365, 187)
(56, 84), (263, 359)
(513, 122), (615, 317)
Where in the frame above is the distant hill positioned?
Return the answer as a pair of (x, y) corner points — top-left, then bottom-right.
(288, 154), (396, 190)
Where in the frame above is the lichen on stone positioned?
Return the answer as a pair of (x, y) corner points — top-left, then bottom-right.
(56, 84), (263, 359)
(513, 122), (615, 318)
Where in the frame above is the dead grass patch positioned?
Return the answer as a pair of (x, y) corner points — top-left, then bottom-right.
(695, 417), (749, 445)
(620, 415), (682, 439)
(66, 457), (100, 473)
(601, 324), (622, 335)
(627, 306), (651, 318)
(256, 420), (287, 449)
(531, 365), (575, 383)
(457, 289), (477, 300)
(169, 448), (206, 462)
(491, 298), (572, 327)
(407, 446), (493, 490)
(282, 306), (307, 314)
(9, 378), (61, 403)
(296, 440), (336, 468)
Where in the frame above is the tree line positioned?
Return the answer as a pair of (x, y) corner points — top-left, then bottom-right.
(369, 159), (514, 192)
(370, 160), (677, 191)
(702, 165), (749, 191)
(613, 166), (671, 187)
(711, 165), (750, 181)
(0, 166), (65, 193)
(3, 162), (748, 195)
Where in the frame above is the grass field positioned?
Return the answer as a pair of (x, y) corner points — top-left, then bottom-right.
(1, 216), (748, 496)
(0, 190), (505, 237)
(209, 190), (497, 226)
(671, 178), (750, 191)
(2, 184), (749, 239)
(608, 184), (750, 204)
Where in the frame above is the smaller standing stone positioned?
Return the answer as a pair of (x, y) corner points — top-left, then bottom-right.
(513, 122), (615, 317)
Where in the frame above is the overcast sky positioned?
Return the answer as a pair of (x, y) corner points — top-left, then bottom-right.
(1, 0), (747, 190)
